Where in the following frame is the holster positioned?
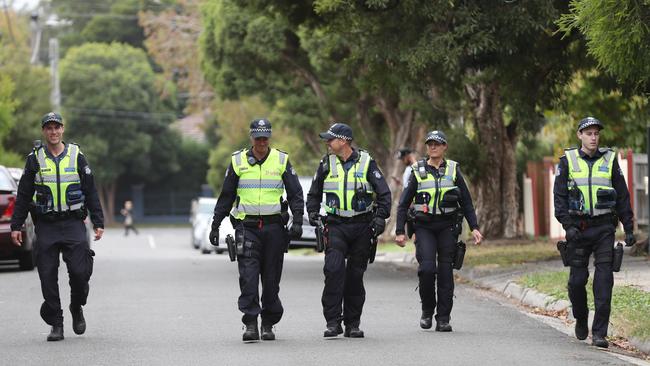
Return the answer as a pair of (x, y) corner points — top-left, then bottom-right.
(452, 241), (466, 270)
(368, 234), (378, 264)
(557, 241), (569, 267)
(612, 242), (623, 272)
(315, 221), (325, 253)
(226, 234), (237, 262)
(406, 207), (416, 239)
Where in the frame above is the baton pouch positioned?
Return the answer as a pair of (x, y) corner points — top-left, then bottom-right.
(452, 241), (466, 270)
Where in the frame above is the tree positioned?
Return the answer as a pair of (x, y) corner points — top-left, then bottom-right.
(140, 0), (214, 114)
(201, 0), (580, 238)
(0, 8), (50, 165)
(0, 72), (21, 166)
(558, 0), (650, 85)
(59, 42), (177, 223)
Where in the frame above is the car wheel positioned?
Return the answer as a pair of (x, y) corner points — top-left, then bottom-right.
(19, 250), (35, 271)
(215, 248), (225, 254)
(201, 248), (212, 254)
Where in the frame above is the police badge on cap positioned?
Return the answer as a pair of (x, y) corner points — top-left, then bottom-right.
(424, 130), (447, 144)
(250, 118), (272, 138)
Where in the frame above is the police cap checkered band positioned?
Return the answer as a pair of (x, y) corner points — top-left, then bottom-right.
(319, 122), (353, 141)
(250, 118), (272, 138)
(577, 117), (604, 132)
(425, 130), (447, 144)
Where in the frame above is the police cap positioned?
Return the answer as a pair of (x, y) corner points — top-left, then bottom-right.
(577, 117), (604, 132)
(41, 112), (63, 128)
(425, 130), (447, 144)
(319, 122), (353, 141)
(250, 118), (272, 138)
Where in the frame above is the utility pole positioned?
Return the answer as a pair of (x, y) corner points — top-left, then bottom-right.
(49, 37), (60, 111)
(30, 8), (42, 64)
(2, 0), (16, 44)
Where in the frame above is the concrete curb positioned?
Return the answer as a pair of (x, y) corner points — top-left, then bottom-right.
(380, 251), (650, 356)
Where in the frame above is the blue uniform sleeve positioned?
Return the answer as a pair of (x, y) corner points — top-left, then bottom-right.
(212, 163), (239, 229)
(10, 154), (38, 231)
(282, 160), (304, 223)
(78, 153), (104, 229)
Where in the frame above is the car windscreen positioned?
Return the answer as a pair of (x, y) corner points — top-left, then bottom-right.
(0, 168), (15, 191)
(198, 201), (216, 214)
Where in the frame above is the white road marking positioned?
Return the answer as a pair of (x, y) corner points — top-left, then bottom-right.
(148, 234), (156, 249)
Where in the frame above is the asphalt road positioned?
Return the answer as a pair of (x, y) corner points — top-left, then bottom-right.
(0, 227), (644, 365)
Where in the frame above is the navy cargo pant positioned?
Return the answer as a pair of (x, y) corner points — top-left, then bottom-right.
(35, 217), (94, 326)
(236, 221), (287, 326)
(567, 223), (615, 337)
(321, 221), (372, 328)
(414, 220), (456, 323)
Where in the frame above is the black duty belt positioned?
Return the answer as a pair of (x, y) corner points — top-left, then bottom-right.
(37, 210), (84, 221)
(241, 214), (283, 228)
(326, 212), (373, 224)
(571, 214), (616, 230)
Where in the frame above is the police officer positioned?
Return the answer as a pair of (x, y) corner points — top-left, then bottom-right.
(10, 112), (104, 341)
(306, 122), (391, 338)
(553, 117), (635, 348)
(209, 118), (304, 342)
(395, 130), (483, 332)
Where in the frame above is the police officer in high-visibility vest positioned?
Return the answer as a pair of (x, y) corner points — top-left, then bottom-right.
(306, 122), (391, 338)
(553, 117), (635, 348)
(395, 130), (482, 332)
(209, 119), (304, 342)
(10, 112), (104, 341)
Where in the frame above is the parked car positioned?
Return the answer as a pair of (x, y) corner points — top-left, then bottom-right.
(287, 176), (322, 249)
(199, 215), (235, 255)
(191, 197), (216, 251)
(0, 165), (35, 270)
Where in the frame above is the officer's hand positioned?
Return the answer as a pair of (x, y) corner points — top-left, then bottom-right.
(395, 234), (407, 247)
(308, 212), (320, 227)
(370, 217), (385, 236)
(94, 228), (104, 241)
(565, 226), (581, 242)
(472, 229), (483, 246)
(288, 222), (303, 240)
(11, 231), (22, 246)
(209, 228), (219, 246)
(625, 232), (636, 247)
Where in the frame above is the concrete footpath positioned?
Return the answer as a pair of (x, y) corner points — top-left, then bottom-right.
(375, 248), (650, 356)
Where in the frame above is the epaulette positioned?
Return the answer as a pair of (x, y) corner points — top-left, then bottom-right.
(231, 148), (246, 156)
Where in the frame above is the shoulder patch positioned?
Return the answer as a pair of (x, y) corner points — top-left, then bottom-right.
(84, 166), (92, 175)
(373, 170), (382, 179)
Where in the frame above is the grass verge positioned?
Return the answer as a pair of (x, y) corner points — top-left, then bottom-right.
(519, 270), (650, 341)
(463, 241), (560, 268)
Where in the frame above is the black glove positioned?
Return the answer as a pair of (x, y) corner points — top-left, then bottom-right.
(209, 228), (219, 246)
(370, 217), (385, 236)
(308, 212), (320, 227)
(565, 226), (581, 242)
(288, 222), (303, 240)
(625, 232), (636, 247)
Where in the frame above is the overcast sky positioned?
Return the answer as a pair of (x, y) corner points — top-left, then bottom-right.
(10, 0), (39, 11)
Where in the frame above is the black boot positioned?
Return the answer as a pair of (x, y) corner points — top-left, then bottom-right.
(344, 326), (364, 338)
(323, 324), (343, 338)
(242, 320), (259, 342)
(70, 305), (86, 335)
(592, 335), (609, 348)
(261, 324), (275, 341)
(420, 312), (433, 329)
(47, 325), (64, 341)
(435, 321), (452, 332)
(574, 318), (588, 340)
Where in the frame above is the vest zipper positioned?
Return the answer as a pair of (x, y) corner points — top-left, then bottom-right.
(343, 161), (349, 211)
(258, 164), (262, 216)
(587, 161), (593, 216)
(55, 158), (62, 212)
(433, 169), (440, 215)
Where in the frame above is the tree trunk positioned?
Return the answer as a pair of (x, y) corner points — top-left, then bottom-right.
(97, 182), (116, 226)
(465, 79), (519, 239)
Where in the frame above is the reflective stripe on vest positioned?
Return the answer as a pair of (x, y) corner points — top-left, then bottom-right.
(412, 159), (458, 215)
(323, 150), (374, 216)
(565, 148), (615, 216)
(33, 144), (83, 212)
(230, 148), (287, 219)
